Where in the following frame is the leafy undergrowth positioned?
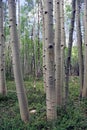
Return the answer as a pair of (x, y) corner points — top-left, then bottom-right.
(0, 77), (87, 130)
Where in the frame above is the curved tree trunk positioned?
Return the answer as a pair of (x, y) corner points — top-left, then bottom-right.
(0, 0), (7, 96)
(8, 0), (29, 122)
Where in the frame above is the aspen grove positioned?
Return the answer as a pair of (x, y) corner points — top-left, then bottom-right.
(0, 0), (87, 129)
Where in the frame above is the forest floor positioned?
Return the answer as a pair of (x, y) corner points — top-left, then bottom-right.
(0, 77), (87, 130)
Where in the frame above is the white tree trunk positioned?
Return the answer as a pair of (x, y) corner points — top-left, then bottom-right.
(55, 0), (62, 106)
(60, 0), (66, 104)
(0, 0), (7, 96)
(44, 0), (57, 120)
(18, 0), (21, 49)
(40, 0), (46, 92)
(8, 0), (29, 122)
(76, 0), (83, 98)
(82, 0), (87, 97)
(65, 0), (76, 103)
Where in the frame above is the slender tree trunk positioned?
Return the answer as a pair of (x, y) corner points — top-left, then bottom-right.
(22, 24), (25, 78)
(31, 27), (36, 77)
(76, 0), (83, 98)
(23, 27), (28, 78)
(44, 0), (57, 120)
(33, 0), (37, 78)
(40, 0), (46, 92)
(18, 0), (21, 49)
(55, 0), (62, 106)
(82, 0), (87, 97)
(60, 0), (66, 104)
(24, 38), (29, 77)
(37, 0), (41, 78)
(0, 0), (7, 96)
(8, 0), (29, 122)
(65, 0), (76, 103)
(33, 27), (36, 78)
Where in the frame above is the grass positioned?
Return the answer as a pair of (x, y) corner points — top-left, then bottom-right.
(0, 77), (87, 130)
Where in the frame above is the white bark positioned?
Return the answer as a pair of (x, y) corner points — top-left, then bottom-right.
(76, 0), (83, 98)
(40, 0), (46, 92)
(8, 0), (29, 122)
(82, 0), (87, 97)
(18, 0), (21, 49)
(55, 0), (62, 105)
(60, 0), (66, 104)
(0, 0), (7, 96)
(44, 0), (57, 120)
(65, 0), (76, 102)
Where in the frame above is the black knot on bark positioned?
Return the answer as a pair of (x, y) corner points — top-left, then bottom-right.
(61, 44), (64, 47)
(9, 19), (13, 21)
(48, 45), (53, 49)
(49, 2), (52, 4)
(9, 25), (11, 28)
(45, 11), (48, 14)
(57, 2), (59, 4)
(1, 34), (4, 37)
(1, 68), (3, 71)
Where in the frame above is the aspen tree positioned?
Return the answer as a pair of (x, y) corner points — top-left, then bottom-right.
(60, 0), (66, 104)
(40, 0), (46, 92)
(65, 0), (76, 103)
(82, 0), (87, 97)
(37, 0), (41, 78)
(18, 0), (21, 49)
(8, 0), (29, 122)
(55, 0), (62, 105)
(0, 0), (7, 96)
(44, 0), (57, 120)
(76, 0), (83, 98)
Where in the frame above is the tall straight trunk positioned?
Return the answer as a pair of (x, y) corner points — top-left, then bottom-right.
(82, 0), (87, 97)
(55, 0), (62, 106)
(76, 0), (83, 98)
(23, 26), (29, 77)
(65, 0), (76, 103)
(22, 24), (25, 78)
(32, 1), (37, 78)
(40, 0), (46, 91)
(8, 0), (29, 122)
(18, 0), (21, 49)
(24, 36), (29, 77)
(31, 27), (36, 77)
(44, 0), (57, 120)
(37, 0), (41, 78)
(0, 0), (7, 96)
(60, 0), (66, 104)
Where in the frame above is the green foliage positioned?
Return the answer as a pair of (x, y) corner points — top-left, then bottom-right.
(54, 102), (87, 130)
(0, 78), (87, 130)
(65, 47), (78, 65)
(52, 77), (87, 130)
(65, 4), (71, 14)
(0, 81), (48, 130)
(65, 47), (79, 75)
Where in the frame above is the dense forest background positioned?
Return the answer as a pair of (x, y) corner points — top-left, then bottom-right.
(0, 0), (87, 130)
